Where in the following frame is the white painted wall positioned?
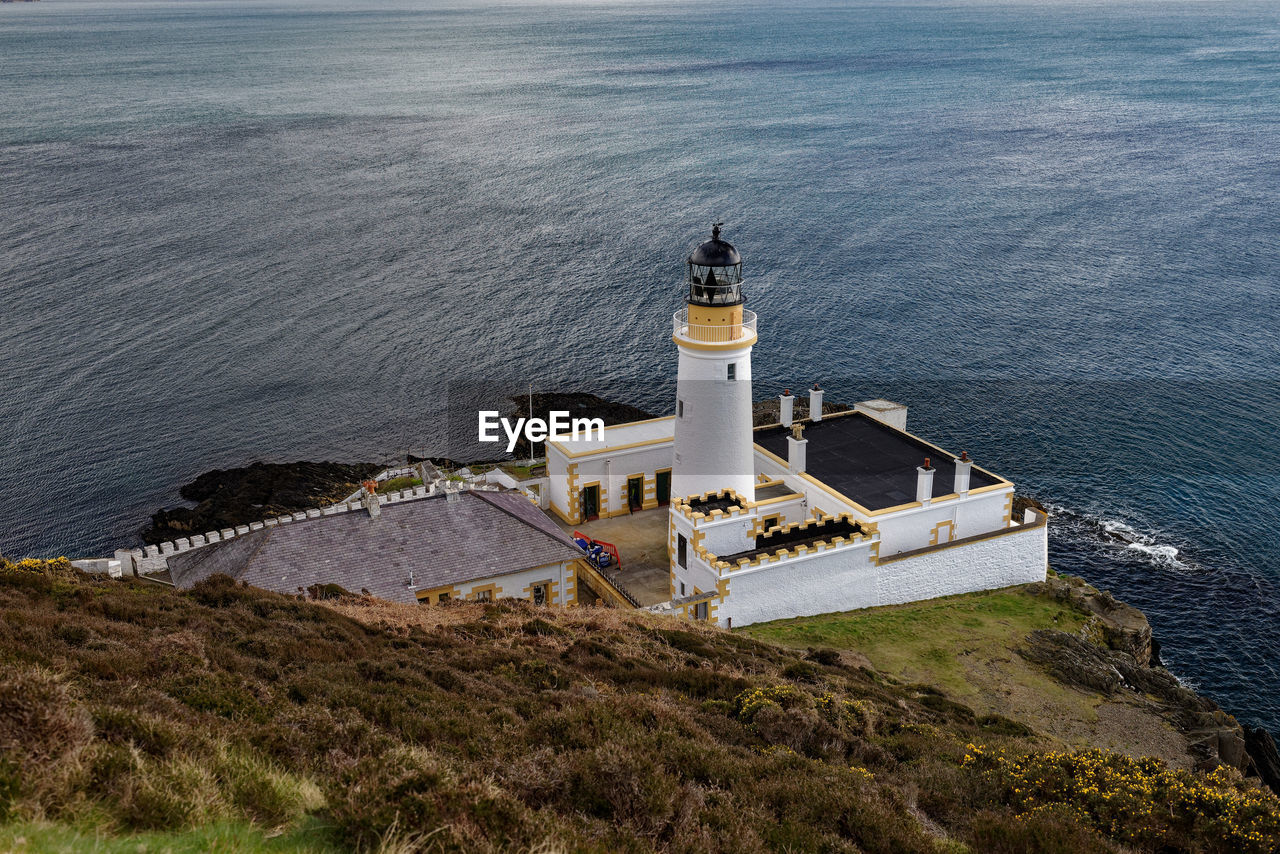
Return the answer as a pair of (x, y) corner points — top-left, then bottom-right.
(675, 550), (722, 601)
(672, 340), (756, 503)
(873, 518), (1047, 608)
(546, 420), (676, 523)
(717, 538), (879, 627)
(870, 490), (1011, 555)
(571, 443), (674, 518)
(751, 494), (808, 529)
(693, 512), (755, 557)
(669, 509), (722, 600)
(716, 515), (1047, 627)
(546, 442), (574, 520)
(444, 559), (579, 607)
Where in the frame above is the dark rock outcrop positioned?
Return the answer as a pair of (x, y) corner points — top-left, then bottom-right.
(1021, 574), (1280, 794)
(1011, 494), (1048, 524)
(1028, 574), (1152, 666)
(143, 460), (380, 544)
(1245, 726), (1280, 795)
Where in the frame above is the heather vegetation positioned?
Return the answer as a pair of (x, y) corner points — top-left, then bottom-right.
(1, 557), (1278, 852)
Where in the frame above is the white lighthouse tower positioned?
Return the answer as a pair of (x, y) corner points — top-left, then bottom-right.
(670, 225), (757, 504)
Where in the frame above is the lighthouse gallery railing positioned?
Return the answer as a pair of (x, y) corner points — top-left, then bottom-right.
(672, 308), (757, 344)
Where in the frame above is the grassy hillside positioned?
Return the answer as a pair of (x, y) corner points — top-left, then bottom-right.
(740, 586), (1197, 764)
(2, 558), (1278, 853)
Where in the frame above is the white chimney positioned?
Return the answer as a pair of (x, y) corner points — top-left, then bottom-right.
(787, 424), (807, 474)
(809, 384), (824, 422)
(362, 481), (381, 518)
(954, 451), (973, 495)
(780, 389), (795, 428)
(916, 458), (935, 505)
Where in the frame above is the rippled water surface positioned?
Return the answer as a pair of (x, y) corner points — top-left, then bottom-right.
(2, 0), (1278, 732)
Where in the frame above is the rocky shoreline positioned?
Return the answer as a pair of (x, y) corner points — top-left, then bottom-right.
(142, 460), (380, 545)
(1026, 572), (1280, 795)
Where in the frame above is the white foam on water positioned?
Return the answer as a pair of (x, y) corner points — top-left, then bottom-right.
(1039, 498), (1196, 572)
(1103, 518), (1141, 538)
(1126, 542), (1183, 565)
(1170, 668), (1201, 693)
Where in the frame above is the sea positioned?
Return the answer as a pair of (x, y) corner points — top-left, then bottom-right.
(2, 0), (1278, 737)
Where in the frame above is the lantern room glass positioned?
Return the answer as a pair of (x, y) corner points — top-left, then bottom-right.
(687, 259), (743, 306)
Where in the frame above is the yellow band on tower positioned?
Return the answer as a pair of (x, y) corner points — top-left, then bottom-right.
(686, 303), (743, 342)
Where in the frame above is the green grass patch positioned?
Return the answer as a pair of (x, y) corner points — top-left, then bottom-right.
(740, 586), (1088, 706)
(375, 476), (422, 494)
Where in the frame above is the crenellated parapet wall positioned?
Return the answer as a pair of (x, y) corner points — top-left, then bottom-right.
(696, 512), (879, 573)
(727, 530), (876, 573)
(672, 487), (753, 523)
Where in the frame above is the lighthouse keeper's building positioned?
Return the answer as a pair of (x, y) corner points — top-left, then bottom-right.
(546, 227), (1047, 627)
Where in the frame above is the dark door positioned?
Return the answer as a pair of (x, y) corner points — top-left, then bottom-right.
(627, 476), (643, 512)
(581, 484), (600, 521)
(655, 470), (671, 506)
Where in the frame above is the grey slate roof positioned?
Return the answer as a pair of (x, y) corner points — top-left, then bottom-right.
(165, 490), (583, 603)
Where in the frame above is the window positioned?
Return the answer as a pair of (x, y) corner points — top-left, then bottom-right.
(677, 534), (687, 569)
(763, 515), (780, 531)
(680, 581), (686, 597)
(437, 592), (449, 604)
(475, 589), (493, 603)
(677, 399), (684, 418)
(694, 602), (709, 621)
(727, 363), (736, 381)
(531, 583), (548, 606)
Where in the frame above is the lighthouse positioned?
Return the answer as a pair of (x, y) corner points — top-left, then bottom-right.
(670, 225), (758, 504)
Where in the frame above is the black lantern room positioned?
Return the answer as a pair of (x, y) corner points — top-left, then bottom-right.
(687, 223), (743, 306)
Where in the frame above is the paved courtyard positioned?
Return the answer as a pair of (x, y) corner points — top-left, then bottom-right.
(552, 507), (672, 606)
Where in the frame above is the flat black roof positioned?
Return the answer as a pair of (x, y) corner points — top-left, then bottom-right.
(685, 491), (745, 514)
(754, 412), (1003, 512)
(719, 516), (866, 564)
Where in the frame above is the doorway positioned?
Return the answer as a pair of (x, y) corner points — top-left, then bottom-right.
(581, 484), (600, 521)
(627, 476), (644, 512)
(655, 469), (671, 506)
